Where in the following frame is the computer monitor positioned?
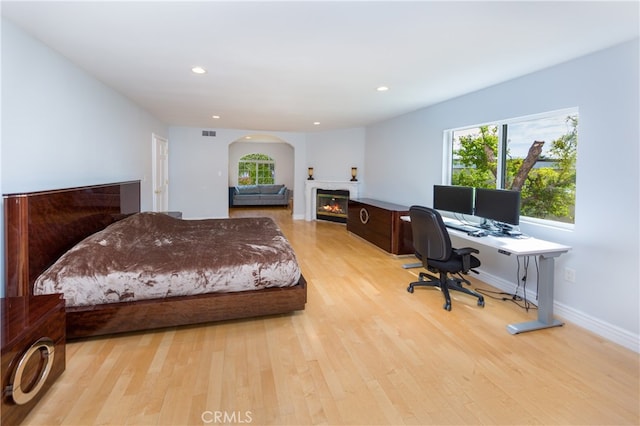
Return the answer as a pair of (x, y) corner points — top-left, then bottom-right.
(474, 188), (521, 226)
(433, 185), (474, 215)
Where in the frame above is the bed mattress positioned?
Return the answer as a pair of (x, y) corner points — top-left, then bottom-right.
(33, 213), (301, 307)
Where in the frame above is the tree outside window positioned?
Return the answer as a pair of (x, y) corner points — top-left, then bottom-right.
(450, 111), (578, 224)
(238, 154), (275, 185)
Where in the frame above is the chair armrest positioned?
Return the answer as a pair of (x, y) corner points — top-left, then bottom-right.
(453, 247), (479, 256)
(453, 247), (479, 273)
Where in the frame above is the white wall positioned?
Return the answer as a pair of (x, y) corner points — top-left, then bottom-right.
(168, 126), (365, 220)
(1, 19), (167, 203)
(168, 127), (308, 219)
(1, 18), (168, 297)
(306, 128), (366, 183)
(364, 39), (640, 350)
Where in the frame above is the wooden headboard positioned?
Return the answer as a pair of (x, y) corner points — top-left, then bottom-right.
(4, 181), (141, 297)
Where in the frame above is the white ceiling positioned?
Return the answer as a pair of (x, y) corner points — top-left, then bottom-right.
(2, 1), (639, 132)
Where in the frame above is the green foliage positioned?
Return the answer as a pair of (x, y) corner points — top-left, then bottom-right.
(451, 116), (577, 223)
(453, 125), (498, 188)
(238, 153), (275, 185)
(521, 116), (577, 222)
(241, 153), (272, 161)
(520, 168), (575, 221)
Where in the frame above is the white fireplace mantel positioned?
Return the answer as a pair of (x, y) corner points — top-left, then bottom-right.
(305, 180), (360, 221)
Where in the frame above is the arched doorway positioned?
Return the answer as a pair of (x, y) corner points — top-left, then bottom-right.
(228, 133), (295, 207)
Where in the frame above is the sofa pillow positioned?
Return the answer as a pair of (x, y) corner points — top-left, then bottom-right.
(236, 185), (259, 194)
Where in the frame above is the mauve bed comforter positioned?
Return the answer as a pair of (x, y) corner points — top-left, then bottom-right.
(34, 212), (301, 307)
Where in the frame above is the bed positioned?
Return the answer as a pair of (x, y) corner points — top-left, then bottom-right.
(4, 181), (307, 339)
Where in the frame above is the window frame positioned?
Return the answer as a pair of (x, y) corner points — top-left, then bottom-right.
(238, 154), (276, 185)
(442, 107), (578, 230)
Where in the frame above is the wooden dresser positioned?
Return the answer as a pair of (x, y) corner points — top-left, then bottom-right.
(1, 295), (66, 426)
(347, 198), (414, 255)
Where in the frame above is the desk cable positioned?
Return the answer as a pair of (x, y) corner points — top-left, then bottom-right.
(474, 255), (539, 312)
(515, 255), (539, 311)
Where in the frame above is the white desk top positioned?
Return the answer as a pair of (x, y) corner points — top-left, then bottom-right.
(447, 228), (571, 256)
(401, 216), (571, 257)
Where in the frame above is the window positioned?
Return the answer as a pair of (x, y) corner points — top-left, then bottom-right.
(447, 109), (578, 224)
(238, 153), (275, 185)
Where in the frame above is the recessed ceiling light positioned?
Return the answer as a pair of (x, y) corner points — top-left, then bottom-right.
(212, 115), (220, 119)
(313, 122), (321, 125)
(376, 86), (389, 92)
(191, 66), (207, 74)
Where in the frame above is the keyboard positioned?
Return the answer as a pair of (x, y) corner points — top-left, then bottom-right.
(443, 220), (479, 233)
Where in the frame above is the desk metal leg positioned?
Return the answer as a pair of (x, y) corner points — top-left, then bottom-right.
(507, 253), (564, 334)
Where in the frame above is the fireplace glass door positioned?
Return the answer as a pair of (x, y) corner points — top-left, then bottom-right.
(316, 189), (349, 223)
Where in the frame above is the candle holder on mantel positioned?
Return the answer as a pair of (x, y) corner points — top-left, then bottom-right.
(350, 167), (358, 181)
(307, 167), (314, 180)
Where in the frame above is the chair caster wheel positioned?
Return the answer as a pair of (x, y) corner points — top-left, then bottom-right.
(443, 302), (451, 311)
(478, 299), (485, 307)
(407, 286), (414, 293)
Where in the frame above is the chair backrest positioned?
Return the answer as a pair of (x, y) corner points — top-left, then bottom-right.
(409, 205), (452, 262)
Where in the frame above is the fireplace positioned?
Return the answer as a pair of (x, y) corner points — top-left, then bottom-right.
(304, 180), (359, 221)
(316, 189), (349, 223)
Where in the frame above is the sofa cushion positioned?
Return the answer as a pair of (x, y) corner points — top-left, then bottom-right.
(236, 185), (259, 194)
(235, 194), (263, 203)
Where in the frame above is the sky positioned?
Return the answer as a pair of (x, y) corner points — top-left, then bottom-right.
(507, 114), (576, 158)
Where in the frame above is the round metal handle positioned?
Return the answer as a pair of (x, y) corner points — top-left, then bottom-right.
(359, 208), (369, 224)
(10, 338), (55, 405)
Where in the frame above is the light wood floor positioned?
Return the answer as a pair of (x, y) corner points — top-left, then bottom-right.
(23, 207), (639, 425)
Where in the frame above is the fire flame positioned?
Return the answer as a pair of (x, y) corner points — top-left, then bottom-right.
(321, 204), (344, 214)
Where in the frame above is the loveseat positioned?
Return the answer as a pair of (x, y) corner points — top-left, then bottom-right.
(230, 184), (290, 207)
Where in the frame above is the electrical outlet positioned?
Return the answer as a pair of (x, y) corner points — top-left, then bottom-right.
(564, 267), (576, 283)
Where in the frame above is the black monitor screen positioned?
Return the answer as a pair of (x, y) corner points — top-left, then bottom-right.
(433, 185), (474, 215)
(474, 188), (521, 226)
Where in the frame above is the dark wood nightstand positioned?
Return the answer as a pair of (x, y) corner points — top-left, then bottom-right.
(1, 295), (66, 426)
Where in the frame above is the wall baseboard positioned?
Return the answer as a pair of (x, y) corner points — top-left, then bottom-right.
(476, 269), (639, 353)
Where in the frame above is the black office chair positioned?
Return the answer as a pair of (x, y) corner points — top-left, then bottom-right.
(407, 205), (485, 311)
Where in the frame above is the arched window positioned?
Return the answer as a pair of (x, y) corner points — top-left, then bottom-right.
(238, 153), (275, 185)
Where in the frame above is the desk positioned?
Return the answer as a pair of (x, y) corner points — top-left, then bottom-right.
(401, 216), (571, 334)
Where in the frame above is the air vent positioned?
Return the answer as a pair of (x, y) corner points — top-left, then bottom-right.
(202, 130), (216, 137)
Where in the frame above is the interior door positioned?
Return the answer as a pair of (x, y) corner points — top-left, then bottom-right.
(152, 134), (169, 212)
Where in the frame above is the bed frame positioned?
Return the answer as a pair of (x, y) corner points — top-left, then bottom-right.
(4, 181), (307, 339)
